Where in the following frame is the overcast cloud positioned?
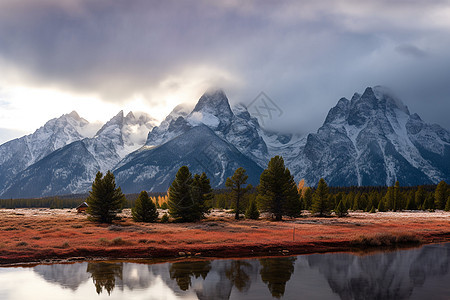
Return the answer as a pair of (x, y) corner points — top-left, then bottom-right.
(0, 0), (449, 142)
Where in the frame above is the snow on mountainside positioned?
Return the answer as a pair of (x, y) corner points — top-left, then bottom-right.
(290, 86), (450, 187)
(0, 111), (95, 190)
(145, 103), (192, 148)
(1, 111), (156, 197)
(1, 85), (449, 198)
(114, 125), (263, 193)
(145, 89), (270, 166)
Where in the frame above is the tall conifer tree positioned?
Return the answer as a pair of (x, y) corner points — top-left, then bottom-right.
(132, 190), (158, 222)
(191, 172), (213, 220)
(86, 171), (126, 223)
(311, 178), (330, 216)
(226, 168), (252, 220)
(168, 166), (195, 222)
(435, 181), (448, 210)
(257, 156), (300, 221)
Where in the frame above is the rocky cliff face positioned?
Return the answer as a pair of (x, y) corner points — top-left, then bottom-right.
(289, 86), (450, 186)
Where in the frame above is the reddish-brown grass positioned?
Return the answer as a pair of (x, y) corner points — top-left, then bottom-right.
(0, 209), (449, 265)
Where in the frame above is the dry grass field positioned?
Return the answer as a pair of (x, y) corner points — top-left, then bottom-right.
(0, 208), (449, 265)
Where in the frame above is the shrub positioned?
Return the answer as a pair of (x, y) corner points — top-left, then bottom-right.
(160, 213), (170, 223)
(351, 233), (421, 247)
(99, 237), (130, 246)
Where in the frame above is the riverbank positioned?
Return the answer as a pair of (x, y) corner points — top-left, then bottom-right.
(1, 209), (449, 266)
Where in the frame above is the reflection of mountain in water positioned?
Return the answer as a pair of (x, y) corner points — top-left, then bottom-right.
(307, 244), (450, 300)
(33, 262), (90, 290)
(29, 243), (450, 299)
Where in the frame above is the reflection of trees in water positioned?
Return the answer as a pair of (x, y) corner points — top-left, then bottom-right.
(86, 262), (123, 295)
(225, 260), (254, 292)
(259, 257), (297, 298)
(169, 261), (211, 291)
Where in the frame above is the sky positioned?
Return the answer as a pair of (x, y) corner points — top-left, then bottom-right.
(0, 0), (450, 144)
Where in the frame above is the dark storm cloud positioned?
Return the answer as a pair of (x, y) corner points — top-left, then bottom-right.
(0, 0), (449, 131)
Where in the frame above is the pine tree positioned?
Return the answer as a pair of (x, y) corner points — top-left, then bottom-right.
(406, 192), (417, 210)
(191, 172), (213, 220)
(423, 193), (435, 211)
(445, 196), (450, 212)
(245, 199), (260, 220)
(132, 191), (158, 222)
(86, 171), (126, 223)
(257, 156), (300, 221)
(377, 198), (387, 212)
(415, 186), (426, 209)
(393, 181), (401, 211)
(368, 193), (378, 212)
(335, 200), (348, 217)
(285, 189), (302, 218)
(303, 188), (313, 210)
(226, 168), (252, 220)
(435, 181), (448, 210)
(168, 166), (195, 222)
(311, 178), (330, 216)
(385, 186), (394, 210)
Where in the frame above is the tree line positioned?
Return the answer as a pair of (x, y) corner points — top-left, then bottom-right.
(85, 155), (450, 223)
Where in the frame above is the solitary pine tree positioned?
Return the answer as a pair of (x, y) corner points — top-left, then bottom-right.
(435, 181), (448, 210)
(226, 167), (252, 220)
(132, 191), (158, 222)
(311, 178), (330, 216)
(257, 156), (300, 221)
(168, 166), (195, 222)
(191, 172), (213, 220)
(86, 171), (126, 223)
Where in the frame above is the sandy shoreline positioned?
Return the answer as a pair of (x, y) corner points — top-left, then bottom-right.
(1, 209), (449, 266)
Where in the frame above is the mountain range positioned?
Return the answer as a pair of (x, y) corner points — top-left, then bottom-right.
(0, 86), (449, 198)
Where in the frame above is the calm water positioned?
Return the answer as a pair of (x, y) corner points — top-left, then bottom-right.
(0, 243), (449, 299)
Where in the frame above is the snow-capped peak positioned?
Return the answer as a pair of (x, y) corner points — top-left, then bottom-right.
(191, 89), (232, 115)
(187, 89), (234, 131)
(373, 85), (410, 115)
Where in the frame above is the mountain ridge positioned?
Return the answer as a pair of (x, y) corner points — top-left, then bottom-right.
(0, 86), (449, 198)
